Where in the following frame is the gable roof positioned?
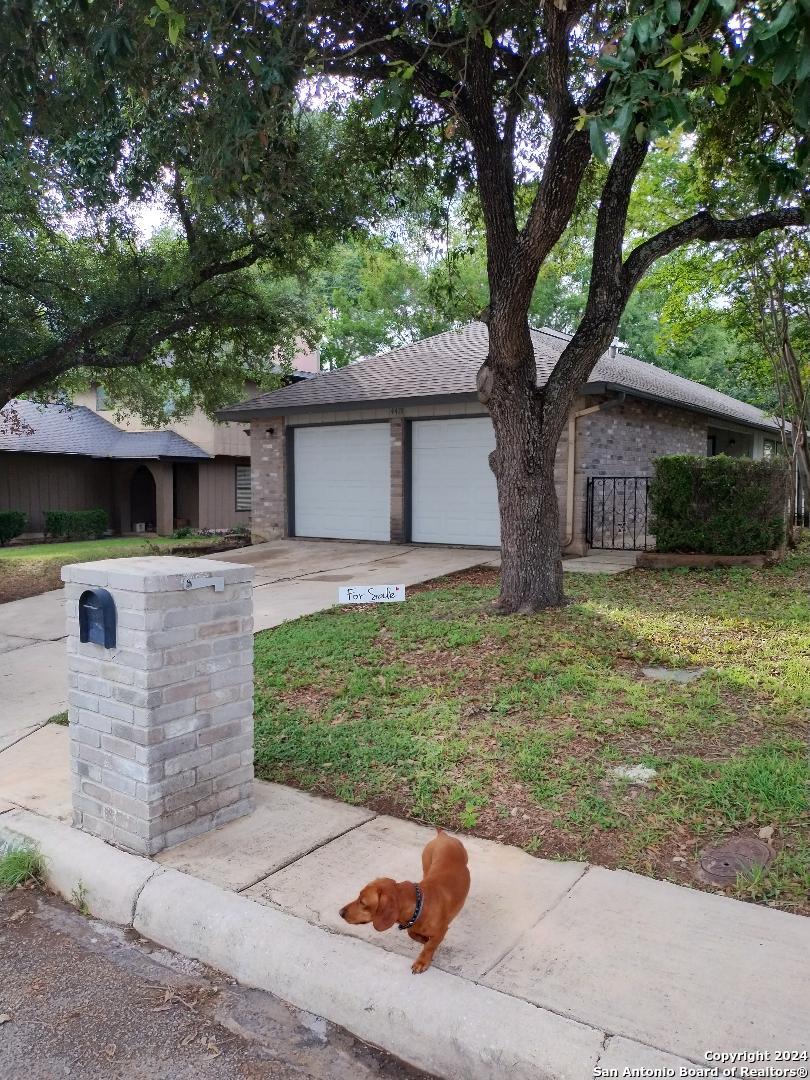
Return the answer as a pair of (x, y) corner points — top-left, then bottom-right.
(219, 322), (779, 433)
(0, 400), (210, 459)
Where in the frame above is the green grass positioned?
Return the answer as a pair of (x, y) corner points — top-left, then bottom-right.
(253, 541), (810, 914)
(0, 535), (220, 602)
(0, 845), (45, 889)
(0, 535), (211, 563)
(48, 711), (69, 726)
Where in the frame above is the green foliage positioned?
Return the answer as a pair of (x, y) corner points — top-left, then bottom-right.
(0, 510), (26, 545)
(0, 4), (391, 412)
(650, 454), (788, 554)
(45, 509), (109, 541)
(0, 845), (45, 889)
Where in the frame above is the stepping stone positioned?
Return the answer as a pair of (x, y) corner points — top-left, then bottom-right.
(641, 666), (706, 683)
(610, 765), (657, 786)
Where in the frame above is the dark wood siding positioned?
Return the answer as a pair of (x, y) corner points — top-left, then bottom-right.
(0, 453), (115, 533)
(198, 458), (251, 530)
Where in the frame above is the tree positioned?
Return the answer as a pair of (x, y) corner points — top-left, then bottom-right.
(0, 2), (383, 417)
(289, 0), (809, 611)
(732, 236), (810, 530)
(305, 236), (447, 368)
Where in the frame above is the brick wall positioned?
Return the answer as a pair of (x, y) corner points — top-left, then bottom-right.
(250, 420), (286, 542)
(63, 556), (254, 855)
(390, 418), (407, 543)
(569, 397), (707, 549)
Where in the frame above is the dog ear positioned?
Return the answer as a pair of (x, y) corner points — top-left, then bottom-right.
(371, 880), (399, 932)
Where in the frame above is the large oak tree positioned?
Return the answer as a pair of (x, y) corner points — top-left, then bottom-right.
(0, 1), (394, 419)
(283, 0), (808, 611)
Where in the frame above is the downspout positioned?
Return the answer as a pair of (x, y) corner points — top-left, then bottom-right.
(563, 394), (626, 549)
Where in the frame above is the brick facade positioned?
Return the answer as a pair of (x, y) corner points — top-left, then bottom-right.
(390, 418), (407, 543)
(250, 419), (286, 543)
(248, 397), (711, 551)
(63, 556), (254, 855)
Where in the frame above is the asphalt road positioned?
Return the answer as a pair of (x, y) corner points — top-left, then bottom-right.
(0, 884), (430, 1080)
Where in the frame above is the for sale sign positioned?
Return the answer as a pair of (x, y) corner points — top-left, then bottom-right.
(338, 584), (406, 603)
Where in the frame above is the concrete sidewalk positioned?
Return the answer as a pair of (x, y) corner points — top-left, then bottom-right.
(1, 725), (808, 1079)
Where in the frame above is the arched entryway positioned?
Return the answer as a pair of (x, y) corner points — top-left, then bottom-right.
(130, 465), (157, 532)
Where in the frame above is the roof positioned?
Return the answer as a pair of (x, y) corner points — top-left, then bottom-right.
(0, 401), (210, 459)
(219, 322), (779, 433)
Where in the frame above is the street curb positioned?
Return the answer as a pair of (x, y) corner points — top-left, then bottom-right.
(0, 808), (159, 926)
(0, 809), (694, 1080)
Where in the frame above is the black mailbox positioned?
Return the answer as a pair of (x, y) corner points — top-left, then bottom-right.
(78, 588), (116, 649)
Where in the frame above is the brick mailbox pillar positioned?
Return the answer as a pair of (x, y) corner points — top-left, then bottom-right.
(61, 556), (255, 855)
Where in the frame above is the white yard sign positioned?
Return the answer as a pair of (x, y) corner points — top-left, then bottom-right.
(338, 584), (406, 604)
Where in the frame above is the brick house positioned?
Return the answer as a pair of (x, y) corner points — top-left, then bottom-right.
(219, 323), (782, 554)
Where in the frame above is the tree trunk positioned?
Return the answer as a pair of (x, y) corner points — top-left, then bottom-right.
(481, 318), (570, 613)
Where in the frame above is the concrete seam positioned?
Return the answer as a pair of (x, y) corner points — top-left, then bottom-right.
(477, 863), (591, 978)
(236, 813), (378, 893)
(130, 865), (164, 926)
(0, 722), (49, 757)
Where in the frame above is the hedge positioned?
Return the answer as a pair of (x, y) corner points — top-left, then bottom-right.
(649, 454), (788, 555)
(0, 510), (26, 546)
(44, 508), (109, 540)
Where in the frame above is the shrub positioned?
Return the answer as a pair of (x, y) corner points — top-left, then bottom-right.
(45, 508), (109, 540)
(650, 454), (788, 555)
(0, 510), (26, 546)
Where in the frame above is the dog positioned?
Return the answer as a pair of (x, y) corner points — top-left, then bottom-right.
(339, 828), (470, 974)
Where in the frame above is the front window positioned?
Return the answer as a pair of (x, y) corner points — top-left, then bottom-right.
(235, 464), (251, 511)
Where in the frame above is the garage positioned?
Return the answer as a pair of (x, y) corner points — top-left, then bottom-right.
(292, 424), (390, 541)
(410, 417), (500, 545)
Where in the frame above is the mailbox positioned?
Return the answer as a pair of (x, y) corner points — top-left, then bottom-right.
(78, 588), (116, 649)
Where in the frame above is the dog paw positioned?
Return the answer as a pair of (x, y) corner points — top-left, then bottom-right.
(411, 958), (430, 974)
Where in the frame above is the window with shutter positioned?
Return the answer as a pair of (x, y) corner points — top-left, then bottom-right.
(235, 465), (251, 511)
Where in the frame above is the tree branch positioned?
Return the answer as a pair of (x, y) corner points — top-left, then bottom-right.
(623, 207), (807, 291)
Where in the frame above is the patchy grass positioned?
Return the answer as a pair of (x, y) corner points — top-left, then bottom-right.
(253, 540), (810, 914)
(48, 711), (69, 726)
(0, 845), (45, 889)
(0, 535), (219, 603)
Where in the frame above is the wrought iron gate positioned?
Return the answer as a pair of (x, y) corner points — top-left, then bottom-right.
(586, 476), (652, 551)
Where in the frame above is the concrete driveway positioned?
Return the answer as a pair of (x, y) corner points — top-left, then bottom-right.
(0, 540), (496, 737)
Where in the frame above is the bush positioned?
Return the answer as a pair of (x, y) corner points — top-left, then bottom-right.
(650, 455), (788, 555)
(0, 510), (26, 546)
(45, 508), (109, 540)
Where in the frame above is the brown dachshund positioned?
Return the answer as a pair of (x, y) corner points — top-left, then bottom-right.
(339, 828), (470, 974)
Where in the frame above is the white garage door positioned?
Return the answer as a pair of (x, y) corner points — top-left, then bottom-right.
(411, 418), (500, 546)
(293, 424), (390, 541)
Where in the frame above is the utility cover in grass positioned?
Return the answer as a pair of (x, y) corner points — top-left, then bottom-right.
(610, 765), (658, 786)
(641, 666), (707, 683)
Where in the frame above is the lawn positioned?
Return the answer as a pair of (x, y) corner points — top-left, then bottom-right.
(0, 536), (216, 603)
(254, 540), (810, 915)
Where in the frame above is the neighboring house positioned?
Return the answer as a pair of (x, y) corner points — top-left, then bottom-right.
(0, 346), (322, 537)
(219, 323), (782, 554)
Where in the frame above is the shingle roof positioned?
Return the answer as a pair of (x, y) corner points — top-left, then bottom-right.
(219, 322), (779, 433)
(0, 401), (210, 459)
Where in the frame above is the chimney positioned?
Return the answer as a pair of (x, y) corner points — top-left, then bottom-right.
(608, 337), (625, 359)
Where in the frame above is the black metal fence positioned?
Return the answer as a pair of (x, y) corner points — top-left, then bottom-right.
(586, 476), (652, 551)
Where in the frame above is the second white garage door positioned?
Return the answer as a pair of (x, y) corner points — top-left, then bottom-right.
(293, 424), (390, 541)
(411, 418), (500, 546)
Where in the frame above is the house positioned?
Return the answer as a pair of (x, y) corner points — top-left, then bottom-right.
(0, 346), (322, 537)
(218, 323), (782, 554)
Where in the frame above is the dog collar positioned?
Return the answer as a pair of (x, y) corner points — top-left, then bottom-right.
(398, 884), (423, 930)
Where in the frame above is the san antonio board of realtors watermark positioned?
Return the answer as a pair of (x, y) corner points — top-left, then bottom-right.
(595, 1051), (809, 1079)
